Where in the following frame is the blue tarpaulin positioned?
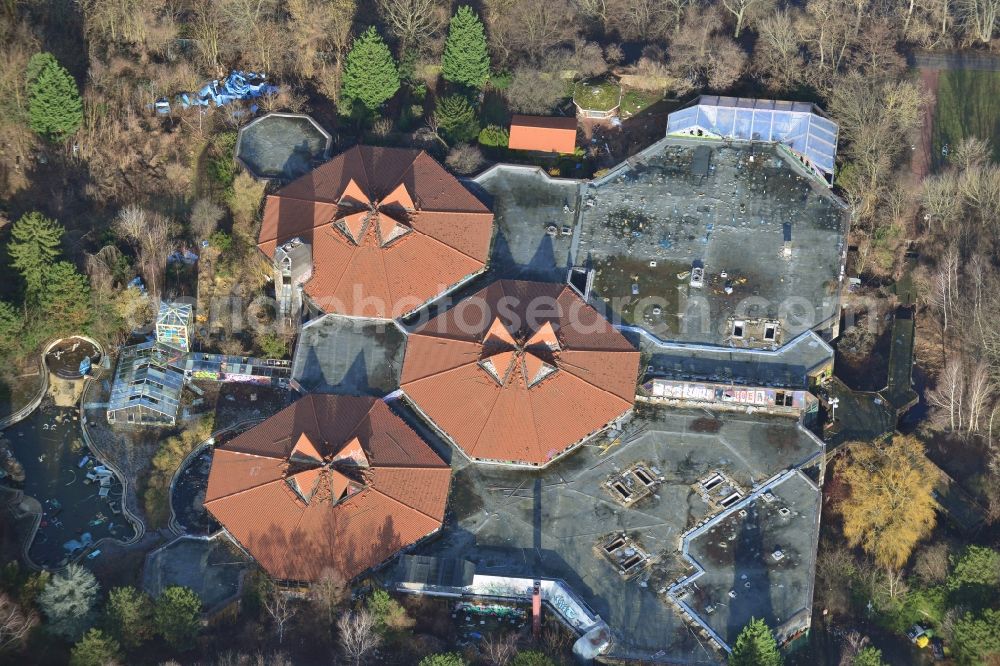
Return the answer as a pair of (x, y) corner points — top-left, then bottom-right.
(155, 71), (279, 115)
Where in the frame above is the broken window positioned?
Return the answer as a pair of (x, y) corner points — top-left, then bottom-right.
(733, 321), (745, 338)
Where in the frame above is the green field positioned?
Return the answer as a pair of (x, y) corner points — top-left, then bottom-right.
(932, 69), (1000, 168)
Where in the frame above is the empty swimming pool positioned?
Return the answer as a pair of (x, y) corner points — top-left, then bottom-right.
(235, 112), (331, 180)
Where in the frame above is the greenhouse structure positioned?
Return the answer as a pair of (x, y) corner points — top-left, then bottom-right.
(666, 96), (839, 184)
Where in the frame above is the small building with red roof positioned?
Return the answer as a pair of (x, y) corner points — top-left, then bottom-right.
(204, 394), (451, 584)
(508, 115), (578, 154)
(400, 280), (640, 467)
(258, 145), (494, 321)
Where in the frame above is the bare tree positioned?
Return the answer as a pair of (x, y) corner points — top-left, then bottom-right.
(376, 0), (448, 52)
(310, 567), (347, 628)
(484, 0), (576, 63)
(85, 245), (124, 294)
(114, 206), (173, 300)
(262, 585), (298, 645)
(337, 609), (382, 666)
(957, 0), (1000, 43)
(481, 632), (518, 665)
(0, 593), (36, 653)
(190, 198), (225, 242)
(753, 9), (804, 91)
(721, 0), (776, 37)
(927, 354), (963, 431)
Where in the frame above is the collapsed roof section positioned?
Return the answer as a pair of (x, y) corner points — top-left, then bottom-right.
(666, 96), (839, 183)
(400, 280), (640, 466)
(257, 146), (495, 319)
(204, 394), (451, 583)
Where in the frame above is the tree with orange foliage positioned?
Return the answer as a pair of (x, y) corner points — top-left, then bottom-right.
(835, 435), (937, 570)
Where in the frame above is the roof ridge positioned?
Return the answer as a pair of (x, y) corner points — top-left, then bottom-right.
(204, 476), (289, 506)
(356, 145), (373, 199)
(401, 355), (482, 388)
(405, 224), (485, 264)
(551, 358), (636, 406)
(370, 475), (448, 523)
(218, 443), (288, 461)
(468, 379), (507, 459)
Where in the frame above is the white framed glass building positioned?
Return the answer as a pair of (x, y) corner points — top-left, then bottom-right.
(666, 96), (839, 184)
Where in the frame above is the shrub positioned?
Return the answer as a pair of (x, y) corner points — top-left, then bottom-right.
(209, 231), (233, 253)
(512, 651), (555, 666)
(208, 132), (238, 189)
(505, 69), (568, 115)
(445, 144), (484, 175)
(478, 125), (509, 148)
(418, 654), (465, 666)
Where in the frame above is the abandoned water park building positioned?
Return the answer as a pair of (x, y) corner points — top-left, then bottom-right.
(108, 97), (848, 663)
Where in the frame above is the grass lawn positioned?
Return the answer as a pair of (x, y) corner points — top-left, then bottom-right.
(932, 69), (1000, 168)
(574, 79), (621, 112)
(620, 88), (663, 118)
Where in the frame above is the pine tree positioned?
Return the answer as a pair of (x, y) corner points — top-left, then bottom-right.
(729, 617), (782, 666)
(70, 629), (122, 666)
(104, 586), (154, 650)
(38, 564), (99, 640)
(153, 586), (202, 649)
(40, 261), (91, 332)
(442, 6), (491, 90)
(0, 301), (23, 355)
(26, 52), (83, 142)
(434, 95), (480, 144)
(8, 211), (64, 302)
(341, 27), (400, 113)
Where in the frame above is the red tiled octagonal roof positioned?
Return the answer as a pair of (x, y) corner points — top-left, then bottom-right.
(400, 280), (640, 466)
(258, 146), (494, 318)
(204, 395), (451, 583)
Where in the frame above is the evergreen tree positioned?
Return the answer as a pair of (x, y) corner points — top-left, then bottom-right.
(418, 654), (465, 666)
(104, 586), (154, 650)
(852, 647), (887, 666)
(26, 52), (83, 142)
(434, 95), (480, 144)
(39, 261), (91, 332)
(7, 211), (64, 302)
(729, 617), (782, 666)
(952, 608), (1000, 666)
(442, 6), (490, 90)
(70, 629), (122, 666)
(0, 301), (23, 355)
(153, 586), (201, 649)
(341, 27), (400, 113)
(38, 564), (99, 640)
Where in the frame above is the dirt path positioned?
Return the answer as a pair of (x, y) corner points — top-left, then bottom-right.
(911, 67), (939, 182)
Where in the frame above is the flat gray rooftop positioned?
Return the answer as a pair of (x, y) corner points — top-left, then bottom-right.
(411, 405), (823, 662)
(578, 140), (847, 344)
(291, 315), (406, 396)
(626, 329), (834, 389)
(678, 470), (820, 648)
(470, 166), (580, 282)
(142, 535), (249, 613)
